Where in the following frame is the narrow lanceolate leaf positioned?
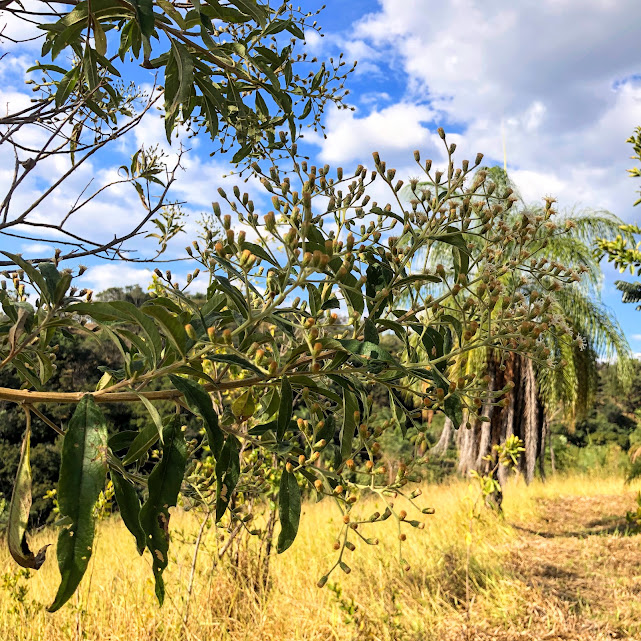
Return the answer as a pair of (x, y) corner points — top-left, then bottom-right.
(139, 416), (186, 606)
(340, 389), (358, 463)
(136, 393), (165, 444)
(111, 471), (146, 555)
(215, 436), (240, 521)
(363, 318), (379, 345)
(8, 424), (49, 570)
(122, 422), (160, 466)
(132, 0), (155, 38)
(169, 374), (223, 457)
(277, 377), (293, 441)
(49, 396), (108, 612)
(277, 469), (301, 553)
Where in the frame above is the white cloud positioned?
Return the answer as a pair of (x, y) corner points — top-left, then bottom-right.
(308, 0), (641, 217)
(76, 263), (212, 295)
(308, 102), (439, 164)
(21, 243), (53, 255)
(77, 265), (155, 294)
(303, 29), (324, 53)
(632, 334), (641, 342)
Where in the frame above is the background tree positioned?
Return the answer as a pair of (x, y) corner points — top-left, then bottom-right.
(407, 167), (631, 483)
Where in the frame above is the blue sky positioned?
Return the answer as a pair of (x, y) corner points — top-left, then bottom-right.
(1, 0), (641, 349)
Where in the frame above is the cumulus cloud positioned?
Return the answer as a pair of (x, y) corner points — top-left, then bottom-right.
(307, 102), (440, 165)
(76, 264), (155, 294)
(307, 0), (641, 216)
(77, 263), (213, 295)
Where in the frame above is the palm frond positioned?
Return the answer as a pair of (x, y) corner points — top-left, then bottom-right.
(561, 208), (633, 246)
(537, 234), (603, 291)
(616, 280), (641, 308)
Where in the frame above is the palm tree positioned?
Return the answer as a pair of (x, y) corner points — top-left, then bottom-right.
(404, 167), (632, 483)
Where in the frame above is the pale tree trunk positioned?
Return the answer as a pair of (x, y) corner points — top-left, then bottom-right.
(454, 353), (549, 486)
(522, 358), (539, 484)
(456, 410), (476, 474)
(432, 416), (453, 455)
(475, 398), (494, 471)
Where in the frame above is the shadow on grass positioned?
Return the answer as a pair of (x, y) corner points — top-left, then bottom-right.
(510, 518), (636, 538)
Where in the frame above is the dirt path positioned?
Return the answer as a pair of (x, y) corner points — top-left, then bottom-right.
(504, 493), (641, 640)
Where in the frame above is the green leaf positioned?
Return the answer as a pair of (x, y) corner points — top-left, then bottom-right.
(132, 0), (155, 37)
(321, 297), (340, 311)
(55, 65), (81, 107)
(277, 468), (300, 553)
(247, 419), (277, 436)
(156, 0), (186, 28)
(110, 471), (146, 555)
(92, 17), (107, 55)
(37, 262), (62, 299)
(228, 0), (267, 26)
(139, 415), (187, 605)
(231, 389), (256, 420)
(440, 314), (463, 344)
(26, 63), (68, 75)
(210, 276), (249, 315)
(143, 304), (188, 356)
(122, 422), (160, 466)
(409, 324), (445, 361)
(108, 300), (163, 366)
(432, 227), (470, 280)
(340, 389), (358, 463)
(444, 393), (464, 426)
(232, 143), (253, 164)
(1, 252), (48, 300)
(394, 274), (442, 287)
(365, 260), (393, 318)
(206, 353), (264, 376)
(8, 424), (49, 570)
(83, 45), (100, 90)
(108, 430), (137, 452)
(277, 377), (293, 440)
(300, 98), (312, 119)
(363, 318), (379, 345)
(329, 258), (364, 315)
(239, 241), (278, 267)
(164, 40), (194, 137)
(337, 339), (399, 367)
(215, 436), (241, 521)
(169, 374), (223, 456)
(49, 396), (108, 612)
(135, 393), (165, 444)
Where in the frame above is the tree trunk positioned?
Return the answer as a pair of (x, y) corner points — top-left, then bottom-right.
(522, 358), (539, 484)
(539, 411), (548, 482)
(475, 400), (494, 471)
(454, 353), (548, 486)
(432, 416), (453, 456)
(498, 355), (519, 486)
(456, 410), (477, 474)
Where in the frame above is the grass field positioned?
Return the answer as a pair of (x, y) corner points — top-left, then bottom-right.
(2, 475), (640, 641)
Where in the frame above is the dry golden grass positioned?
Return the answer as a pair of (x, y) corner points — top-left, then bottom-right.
(2, 474), (640, 641)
